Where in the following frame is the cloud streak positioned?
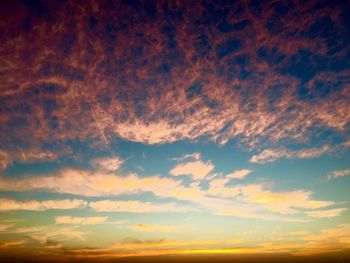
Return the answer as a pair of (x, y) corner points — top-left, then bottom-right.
(0, 169), (181, 197)
(328, 169), (350, 180)
(55, 216), (108, 225)
(250, 145), (331, 164)
(0, 198), (87, 211)
(89, 200), (188, 213)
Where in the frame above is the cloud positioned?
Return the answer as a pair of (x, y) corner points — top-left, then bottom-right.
(170, 160), (214, 180)
(226, 169), (252, 179)
(45, 239), (62, 249)
(0, 198), (87, 211)
(207, 178), (238, 197)
(0, 148), (60, 171)
(296, 224), (350, 255)
(207, 181), (334, 215)
(0, 223), (13, 232)
(0, 0), (349, 157)
(17, 149), (58, 163)
(0, 240), (26, 248)
(89, 200), (188, 213)
(302, 224), (350, 242)
(0, 169), (181, 197)
(305, 208), (347, 218)
(167, 183), (205, 201)
(207, 196), (307, 222)
(250, 145), (331, 164)
(111, 238), (220, 250)
(112, 111), (232, 145)
(0, 166), (339, 222)
(131, 224), (184, 232)
(171, 153), (201, 161)
(55, 216), (108, 225)
(244, 185), (334, 214)
(328, 169), (350, 180)
(250, 149), (286, 164)
(13, 225), (85, 243)
(63, 239), (243, 259)
(91, 156), (124, 171)
(0, 150), (12, 170)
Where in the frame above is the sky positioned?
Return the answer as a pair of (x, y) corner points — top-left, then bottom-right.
(0, 0), (349, 261)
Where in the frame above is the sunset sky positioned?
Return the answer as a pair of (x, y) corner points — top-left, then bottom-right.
(0, 0), (349, 261)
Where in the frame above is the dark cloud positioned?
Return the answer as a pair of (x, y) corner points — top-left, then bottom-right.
(0, 0), (349, 158)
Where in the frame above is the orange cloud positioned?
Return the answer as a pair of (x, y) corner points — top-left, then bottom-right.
(244, 186), (334, 214)
(0, 240), (26, 248)
(170, 160), (214, 180)
(0, 223), (13, 232)
(111, 239), (220, 250)
(295, 224), (350, 255)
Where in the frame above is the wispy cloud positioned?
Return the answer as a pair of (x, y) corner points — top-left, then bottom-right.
(0, 223), (13, 232)
(0, 198), (87, 211)
(226, 169), (252, 179)
(17, 149), (58, 163)
(0, 240), (26, 248)
(328, 169), (350, 180)
(0, 150), (12, 170)
(0, 169), (181, 197)
(296, 224), (350, 255)
(89, 200), (188, 213)
(304, 208), (347, 218)
(91, 156), (124, 171)
(207, 181), (334, 215)
(250, 145), (331, 164)
(55, 216), (108, 225)
(171, 152), (201, 162)
(111, 238), (220, 250)
(244, 185), (334, 214)
(13, 225), (85, 243)
(0, 148), (59, 169)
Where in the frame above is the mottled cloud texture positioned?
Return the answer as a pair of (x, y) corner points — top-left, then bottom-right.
(0, 0), (349, 159)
